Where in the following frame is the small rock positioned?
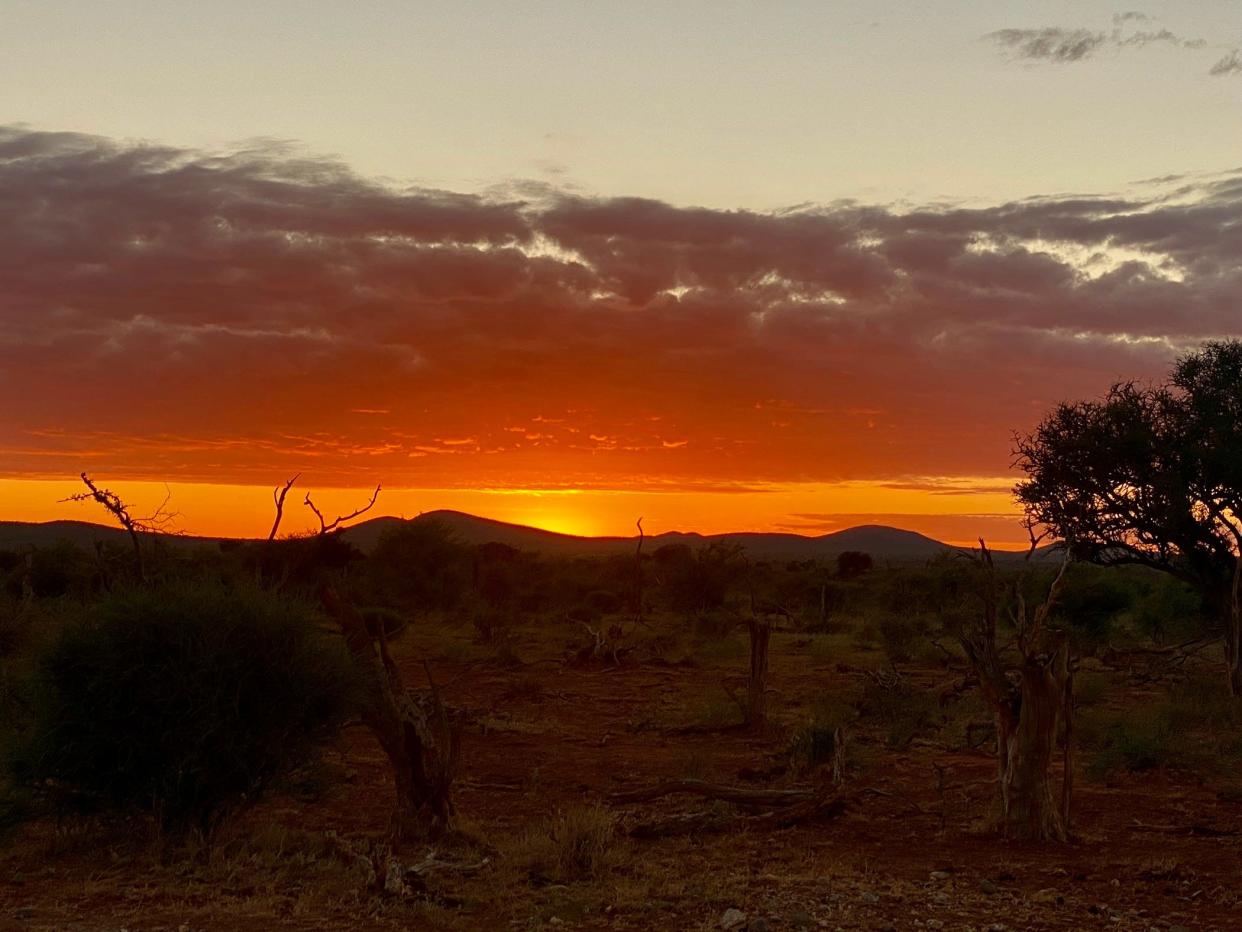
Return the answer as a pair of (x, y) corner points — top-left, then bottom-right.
(748, 919), (770, 932)
(721, 908), (748, 930)
(549, 919), (564, 927)
(980, 879), (998, 895)
(1031, 888), (1062, 905)
(931, 892), (951, 907)
(789, 910), (813, 928)
(929, 870), (952, 882)
(927, 921), (944, 930)
(860, 892), (880, 905)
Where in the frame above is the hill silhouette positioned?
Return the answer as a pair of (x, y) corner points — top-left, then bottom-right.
(0, 510), (985, 561)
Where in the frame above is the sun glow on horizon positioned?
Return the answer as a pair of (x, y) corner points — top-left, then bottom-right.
(0, 476), (1030, 549)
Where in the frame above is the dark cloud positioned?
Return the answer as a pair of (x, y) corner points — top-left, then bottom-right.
(1210, 50), (1242, 76)
(985, 19), (1212, 70)
(986, 28), (1111, 63)
(1, 127), (1239, 488)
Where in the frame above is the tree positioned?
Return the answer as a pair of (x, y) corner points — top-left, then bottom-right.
(836, 550), (873, 579)
(1015, 341), (1242, 696)
(946, 536), (1074, 841)
(61, 473), (176, 582)
(291, 483), (460, 844)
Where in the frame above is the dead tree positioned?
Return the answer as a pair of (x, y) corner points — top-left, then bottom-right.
(633, 517), (645, 626)
(742, 561), (773, 728)
(320, 586), (458, 844)
(61, 472), (176, 581)
(952, 532), (1073, 841)
(267, 474), (300, 541)
(305, 483), (382, 535)
(746, 615), (772, 728)
(290, 483), (460, 843)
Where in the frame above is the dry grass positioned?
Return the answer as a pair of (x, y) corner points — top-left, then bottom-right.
(507, 803), (621, 883)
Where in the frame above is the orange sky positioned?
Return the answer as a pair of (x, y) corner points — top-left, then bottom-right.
(2, 127), (1234, 548)
(1, 477), (1029, 548)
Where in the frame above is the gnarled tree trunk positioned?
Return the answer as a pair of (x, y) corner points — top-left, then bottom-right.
(1226, 556), (1242, 698)
(320, 585), (458, 845)
(998, 647), (1070, 841)
(746, 616), (771, 728)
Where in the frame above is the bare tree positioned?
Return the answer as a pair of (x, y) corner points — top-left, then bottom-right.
(61, 472), (177, 581)
(282, 481), (460, 842)
(320, 586), (458, 844)
(741, 559), (776, 729)
(745, 611), (772, 728)
(305, 483), (382, 535)
(633, 516), (645, 626)
(267, 473), (300, 541)
(950, 532), (1073, 841)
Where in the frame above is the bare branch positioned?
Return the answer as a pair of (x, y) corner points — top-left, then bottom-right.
(268, 473), (300, 541)
(60, 473), (178, 580)
(304, 483), (382, 535)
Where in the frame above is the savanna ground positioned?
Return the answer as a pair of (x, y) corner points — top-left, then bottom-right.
(4, 589), (1240, 932)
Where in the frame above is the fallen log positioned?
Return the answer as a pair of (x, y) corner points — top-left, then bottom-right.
(609, 779), (813, 808)
(613, 783), (890, 838)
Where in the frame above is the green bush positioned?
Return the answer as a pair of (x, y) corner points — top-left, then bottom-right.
(1088, 707), (1175, 777)
(857, 677), (937, 749)
(877, 616), (920, 664)
(6, 581), (356, 833)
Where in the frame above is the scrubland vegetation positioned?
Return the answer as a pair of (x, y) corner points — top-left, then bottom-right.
(2, 342), (1241, 929)
(1, 520), (1240, 929)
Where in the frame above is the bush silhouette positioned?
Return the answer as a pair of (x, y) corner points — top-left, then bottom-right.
(8, 580), (355, 833)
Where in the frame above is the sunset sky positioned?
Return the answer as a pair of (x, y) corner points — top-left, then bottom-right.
(2, 2), (1240, 546)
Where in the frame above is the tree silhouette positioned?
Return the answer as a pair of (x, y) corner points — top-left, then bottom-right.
(1016, 340), (1242, 695)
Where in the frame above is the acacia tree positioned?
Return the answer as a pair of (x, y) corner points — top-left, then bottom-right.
(1015, 341), (1242, 696)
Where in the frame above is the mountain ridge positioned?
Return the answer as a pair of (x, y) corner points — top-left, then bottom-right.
(0, 510), (1043, 561)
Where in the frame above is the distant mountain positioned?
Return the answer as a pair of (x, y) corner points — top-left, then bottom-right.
(339, 510), (960, 561)
(0, 510), (1046, 563)
(0, 520), (220, 551)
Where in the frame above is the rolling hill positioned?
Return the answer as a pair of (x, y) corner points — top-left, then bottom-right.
(0, 510), (977, 562)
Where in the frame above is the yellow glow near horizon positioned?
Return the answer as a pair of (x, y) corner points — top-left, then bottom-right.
(0, 476), (1029, 548)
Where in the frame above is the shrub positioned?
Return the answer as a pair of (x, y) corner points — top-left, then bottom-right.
(1088, 707), (1175, 778)
(857, 677), (937, 749)
(511, 804), (618, 882)
(367, 520), (469, 611)
(877, 616), (919, 664)
(6, 581), (356, 833)
(836, 551), (873, 579)
(691, 609), (740, 642)
(471, 606), (515, 645)
(788, 697), (854, 771)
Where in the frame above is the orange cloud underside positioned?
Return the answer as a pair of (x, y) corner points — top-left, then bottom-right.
(5, 127), (1218, 548)
(0, 477), (1029, 549)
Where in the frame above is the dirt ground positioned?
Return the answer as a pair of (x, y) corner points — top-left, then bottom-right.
(4, 614), (1241, 931)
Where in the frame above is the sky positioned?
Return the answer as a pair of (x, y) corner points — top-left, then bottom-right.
(1, 2), (1240, 545)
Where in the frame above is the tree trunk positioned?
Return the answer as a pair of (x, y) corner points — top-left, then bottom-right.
(998, 650), (1070, 841)
(1226, 558), (1242, 698)
(746, 616), (771, 727)
(320, 585), (458, 845)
